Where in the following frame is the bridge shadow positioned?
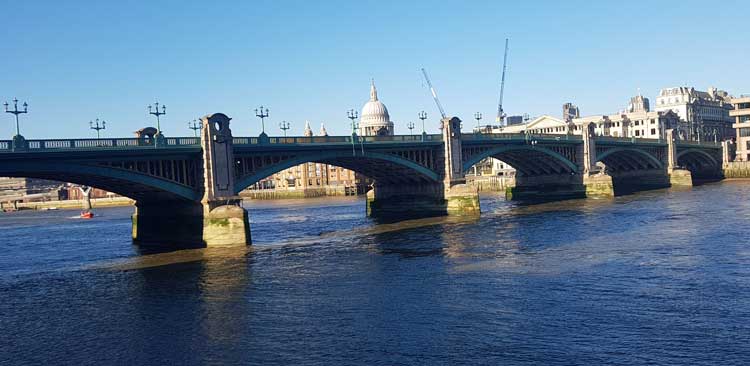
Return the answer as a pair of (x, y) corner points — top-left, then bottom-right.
(110, 245), (255, 364)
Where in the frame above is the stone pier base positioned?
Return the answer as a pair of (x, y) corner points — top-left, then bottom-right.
(132, 200), (251, 247)
(366, 183), (479, 219)
(202, 204), (251, 246)
(583, 174), (615, 199)
(444, 184), (480, 216)
(669, 169), (693, 187)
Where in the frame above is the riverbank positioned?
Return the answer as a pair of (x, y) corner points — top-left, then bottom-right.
(3, 196), (134, 211)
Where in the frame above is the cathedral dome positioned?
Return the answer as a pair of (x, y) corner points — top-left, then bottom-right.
(359, 81), (394, 136)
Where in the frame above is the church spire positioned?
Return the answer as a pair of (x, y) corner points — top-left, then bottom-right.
(319, 122), (329, 136)
(303, 120), (313, 137)
(370, 79), (378, 102)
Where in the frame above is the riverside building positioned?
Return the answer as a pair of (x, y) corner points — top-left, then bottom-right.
(730, 95), (750, 161)
(654, 86), (734, 141)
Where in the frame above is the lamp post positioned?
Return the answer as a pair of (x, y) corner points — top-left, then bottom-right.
(474, 112), (483, 133)
(347, 109), (359, 155)
(147, 101), (166, 147)
(407, 121), (415, 137)
(188, 119), (201, 137)
(4, 98), (28, 137)
(255, 106), (269, 135)
(418, 110), (427, 140)
(89, 119), (106, 140)
(279, 120), (290, 137)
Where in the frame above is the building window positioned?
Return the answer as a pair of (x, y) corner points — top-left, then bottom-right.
(651, 128), (656, 135)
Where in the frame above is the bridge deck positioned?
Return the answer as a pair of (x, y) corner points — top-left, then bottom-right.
(0, 133), (720, 153)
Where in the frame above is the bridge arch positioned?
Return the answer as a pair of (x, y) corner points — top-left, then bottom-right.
(676, 149), (719, 169)
(462, 145), (579, 176)
(234, 151), (441, 194)
(596, 147), (664, 172)
(676, 148), (722, 178)
(0, 161), (198, 202)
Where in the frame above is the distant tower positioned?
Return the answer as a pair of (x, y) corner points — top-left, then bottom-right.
(319, 123), (329, 136)
(303, 120), (314, 137)
(359, 80), (394, 136)
(628, 92), (650, 113)
(563, 102), (580, 122)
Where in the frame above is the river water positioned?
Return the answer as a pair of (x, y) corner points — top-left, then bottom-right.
(1, 181), (750, 365)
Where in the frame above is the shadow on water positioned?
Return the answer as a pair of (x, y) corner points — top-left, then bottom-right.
(106, 246), (256, 364)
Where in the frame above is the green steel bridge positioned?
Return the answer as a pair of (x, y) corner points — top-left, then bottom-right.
(0, 113), (724, 247)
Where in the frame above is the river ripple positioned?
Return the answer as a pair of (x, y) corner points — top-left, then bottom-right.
(1, 181), (749, 365)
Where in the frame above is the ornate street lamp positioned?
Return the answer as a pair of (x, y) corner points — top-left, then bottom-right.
(279, 120), (290, 137)
(407, 121), (415, 137)
(4, 98), (28, 137)
(4, 98), (29, 150)
(418, 110), (428, 140)
(347, 109), (359, 155)
(254, 106), (269, 135)
(89, 119), (106, 140)
(188, 119), (201, 137)
(147, 101), (166, 147)
(474, 112), (483, 133)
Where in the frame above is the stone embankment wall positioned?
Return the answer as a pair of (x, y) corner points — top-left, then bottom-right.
(2, 196), (134, 211)
(465, 176), (515, 192)
(240, 186), (358, 200)
(724, 162), (750, 178)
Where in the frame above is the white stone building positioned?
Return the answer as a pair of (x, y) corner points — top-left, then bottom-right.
(654, 86), (734, 141)
(730, 95), (750, 161)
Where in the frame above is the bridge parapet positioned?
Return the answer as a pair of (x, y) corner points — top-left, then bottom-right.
(674, 140), (721, 148)
(0, 137), (200, 152)
(594, 136), (666, 145)
(232, 134), (443, 146)
(462, 133), (580, 142)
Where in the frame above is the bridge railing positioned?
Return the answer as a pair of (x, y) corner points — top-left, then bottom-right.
(675, 139), (721, 147)
(462, 133), (581, 141)
(233, 134), (443, 145)
(594, 136), (666, 144)
(0, 137), (201, 152)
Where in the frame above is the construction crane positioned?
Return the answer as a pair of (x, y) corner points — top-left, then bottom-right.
(421, 68), (447, 120)
(495, 38), (509, 125)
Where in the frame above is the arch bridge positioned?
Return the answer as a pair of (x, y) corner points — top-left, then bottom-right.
(0, 115), (723, 247)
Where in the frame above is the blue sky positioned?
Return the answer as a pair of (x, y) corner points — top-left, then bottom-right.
(1, 0), (748, 138)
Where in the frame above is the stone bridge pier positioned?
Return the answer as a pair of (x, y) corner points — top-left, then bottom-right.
(132, 113), (251, 247)
(366, 117), (480, 218)
(581, 125), (674, 197)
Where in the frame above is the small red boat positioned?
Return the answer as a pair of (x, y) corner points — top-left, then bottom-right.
(80, 211), (95, 219)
